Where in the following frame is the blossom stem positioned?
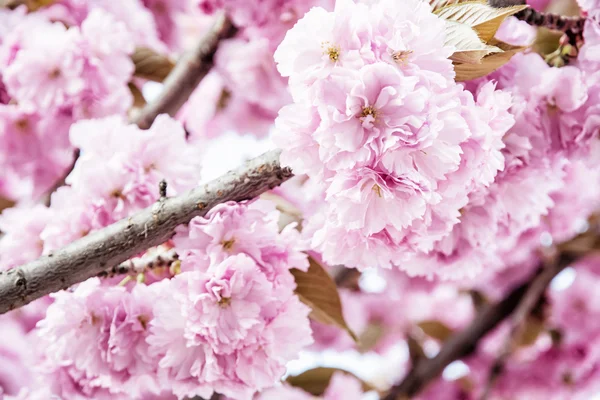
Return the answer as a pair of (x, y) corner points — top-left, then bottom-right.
(381, 251), (577, 399)
(0, 149), (293, 315)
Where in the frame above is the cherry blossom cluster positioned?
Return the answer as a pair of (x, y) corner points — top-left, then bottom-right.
(1, 0), (600, 399)
(182, 0), (335, 139)
(274, 0), (514, 278)
(17, 200), (310, 399)
(0, 7), (134, 200)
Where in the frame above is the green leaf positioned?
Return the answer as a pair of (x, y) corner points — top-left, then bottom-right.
(418, 320), (454, 342)
(436, 1), (528, 43)
(132, 47), (175, 83)
(291, 257), (358, 342)
(286, 368), (374, 396)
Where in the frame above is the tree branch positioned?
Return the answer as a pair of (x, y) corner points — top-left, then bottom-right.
(487, 1), (585, 33)
(479, 260), (560, 400)
(0, 149), (292, 315)
(514, 8), (585, 33)
(132, 12), (236, 129)
(382, 252), (577, 400)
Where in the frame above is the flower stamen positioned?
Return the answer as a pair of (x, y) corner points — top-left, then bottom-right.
(392, 50), (413, 65)
(218, 297), (232, 307)
(361, 106), (378, 120)
(372, 184), (383, 198)
(322, 41), (341, 62)
(222, 239), (235, 250)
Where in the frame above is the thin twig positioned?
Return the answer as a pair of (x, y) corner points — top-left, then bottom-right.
(514, 8), (585, 33)
(132, 13), (236, 129)
(382, 252), (577, 400)
(0, 149), (292, 315)
(479, 260), (561, 400)
(487, 1), (586, 33)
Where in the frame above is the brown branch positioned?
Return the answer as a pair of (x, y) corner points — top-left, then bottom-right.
(97, 248), (179, 279)
(487, 1), (585, 33)
(40, 13), (236, 205)
(132, 13), (236, 129)
(0, 149), (292, 315)
(479, 260), (559, 400)
(382, 252), (576, 400)
(514, 8), (585, 33)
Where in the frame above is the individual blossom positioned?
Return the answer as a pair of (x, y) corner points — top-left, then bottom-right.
(141, 0), (189, 48)
(0, 204), (51, 270)
(198, 0), (335, 46)
(1, 17), (84, 111)
(180, 70), (280, 139)
(274, 0), (374, 94)
(215, 37), (290, 113)
(36, 279), (160, 398)
(1, 9), (134, 119)
(173, 199), (308, 285)
(40, 0), (166, 52)
(148, 254), (313, 399)
(0, 104), (74, 200)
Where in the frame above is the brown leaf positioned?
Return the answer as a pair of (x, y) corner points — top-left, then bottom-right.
(286, 367), (374, 396)
(454, 41), (525, 81)
(291, 257), (358, 342)
(128, 82), (147, 109)
(515, 316), (545, 348)
(357, 322), (385, 353)
(436, 1), (528, 43)
(3, 0), (55, 11)
(132, 48), (175, 83)
(444, 20), (501, 64)
(418, 320), (455, 342)
(557, 230), (600, 257)
(0, 197), (15, 215)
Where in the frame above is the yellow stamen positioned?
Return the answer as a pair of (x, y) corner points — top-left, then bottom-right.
(138, 315), (149, 330)
(218, 297), (232, 307)
(392, 50), (413, 65)
(372, 184), (383, 198)
(322, 41), (341, 62)
(222, 239), (235, 250)
(361, 106), (377, 120)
